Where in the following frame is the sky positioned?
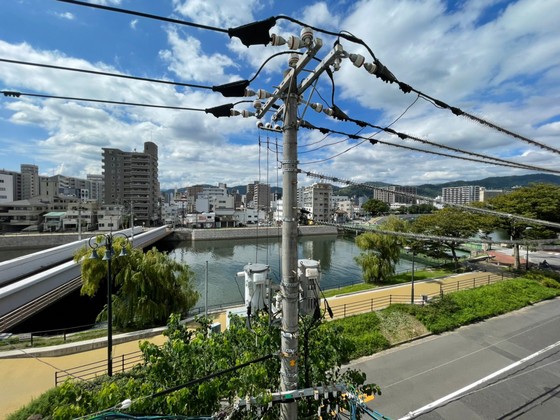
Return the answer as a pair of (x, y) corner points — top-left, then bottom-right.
(0, 0), (559, 191)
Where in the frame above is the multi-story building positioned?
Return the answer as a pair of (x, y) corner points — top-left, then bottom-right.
(246, 181), (271, 210)
(20, 164), (40, 200)
(373, 185), (417, 205)
(0, 173), (14, 203)
(442, 185), (481, 205)
(300, 183), (333, 222)
(102, 141), (160, 226)
(479, 188), (505, 202)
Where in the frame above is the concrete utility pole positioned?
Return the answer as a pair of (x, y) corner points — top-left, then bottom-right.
(250, 29), (346, 419)
(280, 73), (299, 419)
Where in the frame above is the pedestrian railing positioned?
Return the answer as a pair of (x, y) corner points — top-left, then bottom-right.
(328, 272), (509, 319)
(53, 272), (512, 385)
(55, 350), (144, 386)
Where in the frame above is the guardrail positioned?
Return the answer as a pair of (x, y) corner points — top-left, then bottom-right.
(53, 272), (512, 386)
(55, 350), (144, 386)
(329, 272), (508, 319)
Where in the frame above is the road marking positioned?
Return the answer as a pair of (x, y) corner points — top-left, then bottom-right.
(398, 339), (560, 419)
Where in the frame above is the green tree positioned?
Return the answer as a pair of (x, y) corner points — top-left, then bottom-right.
(411, 207), (480, 266)
(355, 216), (407, 283)
(9, 313), (378, 419)
(486, 183), (560, 269)
(362, 198), (390, 216)
(74, 238), (199, 329)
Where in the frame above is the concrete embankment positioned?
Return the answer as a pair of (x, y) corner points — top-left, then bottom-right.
(0, 225), (339, 250)
(166, 225), (338, 241)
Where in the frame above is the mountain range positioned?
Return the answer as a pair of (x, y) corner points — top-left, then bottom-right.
(163, 174), (560, 199)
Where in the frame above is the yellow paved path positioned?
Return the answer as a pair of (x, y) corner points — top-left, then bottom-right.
(0, 271), (500, 417)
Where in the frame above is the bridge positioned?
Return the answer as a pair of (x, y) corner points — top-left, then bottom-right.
(0, 226), (171, 332)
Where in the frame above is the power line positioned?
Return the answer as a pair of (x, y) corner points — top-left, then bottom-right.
(1, 90), (251, 118)
(321, 106), (559, 174)
(0, 58), (212, 91)
(299, 169), (560, 230)
(57, 0), (229, 34)
(298, 120), (560, 175)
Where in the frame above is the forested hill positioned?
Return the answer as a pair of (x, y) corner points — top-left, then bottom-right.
(334, 174), (560, 198)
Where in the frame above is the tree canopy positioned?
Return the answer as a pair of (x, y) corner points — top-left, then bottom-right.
(74, 238), (199, 329)
(355, 216), (407, 283)
(362, 199), (390, 216)
(486, 183), (560, 269)
(410, 207), (480, 265)
(10, 313), (378, 419)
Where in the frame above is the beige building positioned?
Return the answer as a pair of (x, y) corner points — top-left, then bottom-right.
(103, 142), (160, 226)
(300, 183), (333, 222)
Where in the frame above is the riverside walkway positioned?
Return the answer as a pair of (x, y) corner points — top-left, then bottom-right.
(0, 271), (504, 417)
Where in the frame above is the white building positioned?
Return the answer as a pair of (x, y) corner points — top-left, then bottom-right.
(300, 183), (333, 222)
(0, 173), (14, 203)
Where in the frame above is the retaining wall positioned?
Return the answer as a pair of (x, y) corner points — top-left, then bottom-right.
(170, 225), (338, 241)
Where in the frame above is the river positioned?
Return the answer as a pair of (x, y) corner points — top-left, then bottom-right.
(7, 234), (420, 332)
(158, 234), (419, 311)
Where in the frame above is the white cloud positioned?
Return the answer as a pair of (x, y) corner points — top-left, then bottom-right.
(130, 19), (138, 30)
(172, 0), (265, 28)
(55, 12), (75, 20)
(159, 28), (239, 84)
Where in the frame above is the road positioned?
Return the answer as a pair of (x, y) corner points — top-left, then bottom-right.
(348, 298), (560, 419)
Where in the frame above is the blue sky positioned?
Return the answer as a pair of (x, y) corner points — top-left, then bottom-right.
(1, 0), (559, 190)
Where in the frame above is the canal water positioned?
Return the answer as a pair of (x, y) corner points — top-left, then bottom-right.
(8, 234), (420, 332)
(159, 234), (419, 311)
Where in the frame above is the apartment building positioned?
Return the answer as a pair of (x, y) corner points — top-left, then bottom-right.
(373, 185), (417, 205)
(442, 185), (481, 205)
(246, 181), (271, 210)
(300, 183), (333, 222)
(102, 141), (160, 226)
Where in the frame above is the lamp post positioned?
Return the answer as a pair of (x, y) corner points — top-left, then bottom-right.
(405, 246), (416, 305)
(88, 232), (129, 377)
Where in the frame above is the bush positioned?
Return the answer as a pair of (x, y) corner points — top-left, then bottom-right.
(332, 312), (390, 359)
(404, 279), (560, 334)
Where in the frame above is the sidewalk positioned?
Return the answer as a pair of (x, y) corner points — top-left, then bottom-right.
(0, 271), (498, 418)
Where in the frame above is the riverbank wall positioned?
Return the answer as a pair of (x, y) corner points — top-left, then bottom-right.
(169, 225), (338, 241)
(0, 225), (338, 250)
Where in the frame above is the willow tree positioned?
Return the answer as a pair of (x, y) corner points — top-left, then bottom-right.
(74, 238), (199, 329)
(355, 215), (406, 283)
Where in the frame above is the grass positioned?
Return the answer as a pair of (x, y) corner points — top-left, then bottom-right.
(322, 268), (453, 298)
(0, 328), (110, 350)
(329, 275), (560, 359)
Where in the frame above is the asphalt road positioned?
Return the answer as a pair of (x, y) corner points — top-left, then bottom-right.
(347, 298), (560, 419)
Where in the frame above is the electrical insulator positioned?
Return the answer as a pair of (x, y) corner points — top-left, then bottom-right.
(244, 88), (256, 97)
(287, 35), (303, 50)
(300, 27), (314, 46)
(253, 99), (262, 109)
(257, 89), (273, 99)
(270, 33), (286, 46)
(349, 53), (365, 68)
(288, 53), (299, 68)
(364, 62), (377, 74)
(310, 103), (323, 113)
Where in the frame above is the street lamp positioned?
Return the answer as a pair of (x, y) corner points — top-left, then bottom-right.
(405, 246), (416, 305)
(88, 232), (129, 377)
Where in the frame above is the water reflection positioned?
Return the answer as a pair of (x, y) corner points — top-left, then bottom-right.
(167, 235), (370, 310)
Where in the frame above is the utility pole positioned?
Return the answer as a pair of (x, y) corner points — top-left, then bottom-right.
(280, 72), (299, 419)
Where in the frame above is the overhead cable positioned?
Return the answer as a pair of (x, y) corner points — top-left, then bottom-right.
(298, 120), (560, 175)
(300, 169), (560, 230)
(323, 106), (558, 173)
(1, 90), (255, 118)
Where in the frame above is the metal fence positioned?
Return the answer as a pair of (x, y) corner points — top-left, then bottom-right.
(55, 350), (144, 386)
(329, 272), (508, 319)
(53, 272), (510, 386)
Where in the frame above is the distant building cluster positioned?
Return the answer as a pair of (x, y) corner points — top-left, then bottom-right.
(5, 140), (510, 233)
(0, 142), (161, 232)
